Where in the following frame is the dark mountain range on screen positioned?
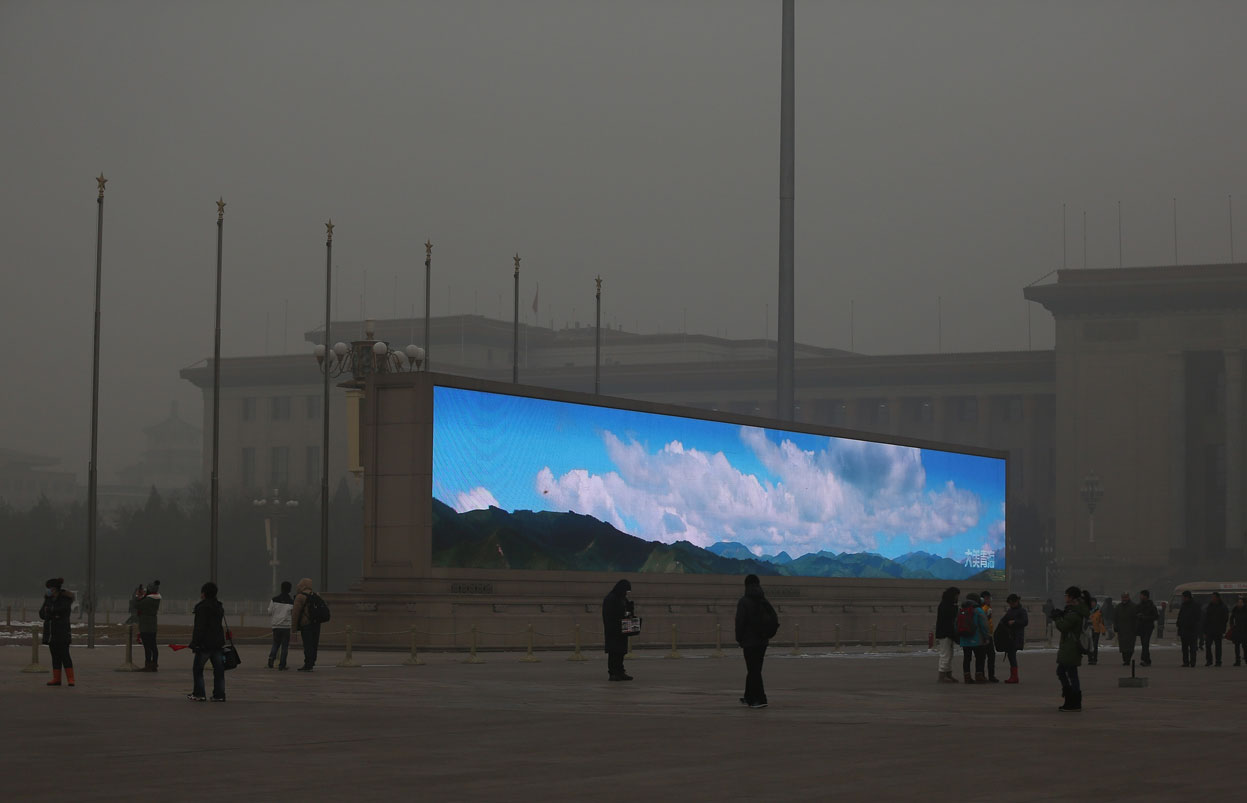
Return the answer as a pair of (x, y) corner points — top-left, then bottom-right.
(433, 500), (993, 580)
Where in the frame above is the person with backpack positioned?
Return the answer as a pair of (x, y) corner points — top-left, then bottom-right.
(187, 581), (226, 702)
(268, 580), (294, 670)
(957, 592), (989, 683)
(1052, 585), (1089, 712)
(291, 577), (329, 671)
(135, 580), (161, 672)
(997, 593), (1028, 684)
(934, 586), (961, 683)
(735, 574), (779, 708)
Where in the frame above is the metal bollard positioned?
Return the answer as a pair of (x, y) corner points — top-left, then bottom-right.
(116, 625), (139, 671)
(870, 623), (878, 653)
(336, 625), (361, 668)
(104, 607), (110, 625)
(520, 623), (540, 663)
(22, 624), (42, 673)
(790, 621), (801, 656)
(403, 625), (425, 666)
(834, 623), (841, 652)
(900, 623), (908, 651)
(240, 612), (246, 628)
(568, 623), (587, 662)
(665, 623), (682, 659)
(21, 606), (27, 621)
(712, 623), (724, 658)
(6, 605), (10, 626)
(463, 624), (485, 664)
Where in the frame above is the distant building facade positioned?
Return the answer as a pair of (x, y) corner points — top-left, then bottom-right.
(0, 448), (78, 509)
(117, 401), (202, 491)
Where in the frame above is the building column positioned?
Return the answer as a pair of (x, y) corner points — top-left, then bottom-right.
(1225, 350), (1243, 551)
(1169, 351), (1186, 549)
(976, 394), (992, 448)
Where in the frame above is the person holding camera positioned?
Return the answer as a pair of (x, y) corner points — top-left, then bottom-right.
(1053, 585), (1089, 712)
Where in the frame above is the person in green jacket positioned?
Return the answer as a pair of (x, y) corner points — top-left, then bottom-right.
(1052, 585), (1090, 712)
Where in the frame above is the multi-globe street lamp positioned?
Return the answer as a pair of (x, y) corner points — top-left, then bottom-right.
(253, 489), (298, 595)
(1080, 471), (1104, 545)
(314, 321), (426, 383)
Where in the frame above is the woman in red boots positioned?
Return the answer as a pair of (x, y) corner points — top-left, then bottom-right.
(40, 577), (75, 687)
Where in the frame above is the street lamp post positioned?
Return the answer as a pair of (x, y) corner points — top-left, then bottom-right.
(594, 276), (602, 394)
(254, 489), (298, 594)
(424, 240), (432, 371)
(320, 221), (333, 593)
(211, 197), (225, 584)
(87, 173), (107, 648)
(1080, 471), (1104, 545)
(512, 253), (520, 383)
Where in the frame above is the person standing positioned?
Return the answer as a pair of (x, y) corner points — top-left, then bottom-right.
(291, 577), (323, 672)
(1113, 592), (1138, 666)
(735, 574), (779, 708)
(1203, 591), (1230, 667)
(187, 581), (226, 702)
(135, 581), (161, 671)
(1176, 590), (1201, 667)
(1087, 597), (1104, 666)
(1136, 590), (1158, 667)
(601, 579), (634, 681)
(1102, 596), (1116, 642)
(958, 592), (989, 683)
(934, 586), (960, 683)
(999, 593), (1029, 683)
(980, 591), (1000, 682)
(1230, 596), (1247, 666)
(1053, 585), (1089, 712)
(40, 578), (75, 687)
(1157, 600), (1168, 639)
(267, 580), (294, 670)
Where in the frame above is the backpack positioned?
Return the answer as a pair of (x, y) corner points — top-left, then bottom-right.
(956, 605), (977, 637)
(993, 620), (1013, 652)
(304, 591), (331, 624)
(758, 599), (780, 640)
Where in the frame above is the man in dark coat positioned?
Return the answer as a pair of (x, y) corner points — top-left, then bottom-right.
(1113, 592), (1138, 666)
(601, 579), (634, 681)
(136, 581), (161, 672)
(187, 581), (226, 702)
(1176, 590), (1202, 667)
(735, 574), (779, 708)
(1230, 595), (1247, 666)
(1136, 589), (1158, 666)
(1203, 591), (1230, 667)
(934, 586), (960, 683)
(40, 578), (75, 687)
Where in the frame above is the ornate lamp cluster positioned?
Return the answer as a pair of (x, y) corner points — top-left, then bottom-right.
(313, 319), (424, 385)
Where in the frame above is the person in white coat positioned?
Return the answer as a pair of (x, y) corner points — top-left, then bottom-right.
(267, 580), (294, 670)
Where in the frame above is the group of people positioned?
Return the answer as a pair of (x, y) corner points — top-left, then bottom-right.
(1173, 590), (1247, 667)
(1084, 590), (1160, 666)
(602, 574), (780, 708)
(935, 588), (1028, 685)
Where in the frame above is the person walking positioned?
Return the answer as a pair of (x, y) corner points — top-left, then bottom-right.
(1136, 590), (1158, 667)
(999, 593), (1029, 684)
(1203, 591), (1230, 667)
(980, 591), (1000, 682)
(935, 586), (961, 683)
(1230, 595), (1247, 666)
(291, 577), (323, 672)
(735, 574), (779, 708)
(40, 578), (75, 687)
(1114, 592), (1138, 666)
(1087, 596), (1104, 665)
(135, 581), (161, 671)
(958, 592), (989, 683)
(1053, 585), (1089, 712)
(601, 579), (635, 681)
(267, 580), (294, 670)
(1176, 590), (1201, 667)
(187, 581), (226, 702)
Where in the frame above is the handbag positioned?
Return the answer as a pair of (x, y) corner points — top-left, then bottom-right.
(620, 616), (641, 636)
(221, 616), (241, 671)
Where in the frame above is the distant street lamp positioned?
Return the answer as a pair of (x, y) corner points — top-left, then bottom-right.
(314, 319), (425, 384)
(1080, 471), (1104, 544)
(254, 489), (298, 594)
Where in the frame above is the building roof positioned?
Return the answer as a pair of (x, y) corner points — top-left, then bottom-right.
(1024, 262), (1247, 315)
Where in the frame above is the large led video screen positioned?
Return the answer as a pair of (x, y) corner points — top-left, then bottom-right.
(431, 386), (1006, 581)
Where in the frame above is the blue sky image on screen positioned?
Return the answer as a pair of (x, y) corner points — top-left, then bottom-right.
(431, 386), (1006, 576)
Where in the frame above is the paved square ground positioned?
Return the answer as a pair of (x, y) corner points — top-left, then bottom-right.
(3, 639), (1242, 801)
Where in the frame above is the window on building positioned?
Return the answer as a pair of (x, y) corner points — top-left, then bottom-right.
(306, 395), (321, 419)
(241, 447), (256, 489)
(958, 397), (978, 423)
(306, 445), (321, 487)
(1007, 397), (1024, 422)
(241, 398), (256, 422)
(271, 396), (291, 421)
(270, 446), (290, 490)
(914, 399), (934, 423)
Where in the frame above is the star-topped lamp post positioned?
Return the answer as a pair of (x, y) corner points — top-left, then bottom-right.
(319, 219), (334, 591)
(86, 173), (107, 648)
(595, 275), (602, 394)
(424, 239), (432, 371)
(512, 253), (520, 383)
(210, 197), (225, 583)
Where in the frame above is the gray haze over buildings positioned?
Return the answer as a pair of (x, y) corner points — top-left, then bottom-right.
(3, 1), (1247, 482)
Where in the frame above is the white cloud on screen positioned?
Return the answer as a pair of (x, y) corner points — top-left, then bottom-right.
(454, 486), (500, 512)
(533, 426), (989, 554)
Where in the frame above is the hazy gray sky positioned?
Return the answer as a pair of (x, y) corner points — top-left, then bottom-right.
(4, 1), (1247, 481)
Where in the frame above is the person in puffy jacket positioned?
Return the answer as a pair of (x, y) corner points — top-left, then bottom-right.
(291, 578), (321, 671)
(934, 586), (961, 683)
(1053, 585), (1089, 712)
(187, 581), (226, 702)
(267, 580), (294, 670)
(958, 592), (990, 683)
(999, 593), (1029, 684)
(735, 574), (779, 708)
(40, 577), (75, 687)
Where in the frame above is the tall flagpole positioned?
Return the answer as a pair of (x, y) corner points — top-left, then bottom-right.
(211, 198), (225, 583)
(424, 240), (432, 370)
(595, 276), (602, 394)
(87, 173), (106, 649)
(512, 253), (520, 383)
(321, 220), (334, 592)
(776, 0), (795, 421)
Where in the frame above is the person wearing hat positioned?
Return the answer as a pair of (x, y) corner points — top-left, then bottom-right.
(735, 574), (779, 708)
(998, 593), (1029, 683)
(135, 580), (162, 672)
(1176, 590), (1202, 667)
(39, 577), (75, 687)
(602, 579), (635, 681)
(958, 592), (990, 683)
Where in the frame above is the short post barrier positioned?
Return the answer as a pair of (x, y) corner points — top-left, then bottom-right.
(712, 623), (724, 658)
(21, 624), (42, 673)
(21, 606), (27, 621)
(115, 625), (139, 671)
(834, 623), (841, 652)
(900, 623), (908, 652)
(870, 623), (878, 653)
(666, 623), (682, 659)
(568, 623), (587, 662)
(104, 607), (110, 626)
(790, 621), (801, 656)
(336, 625), (361, 668)
(402, 625), (425, 666)
(240, 612), (246, 628)
(463, 624), (485, 664)
(520, 623), (540, 663)
(5, 605), (10, 626)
